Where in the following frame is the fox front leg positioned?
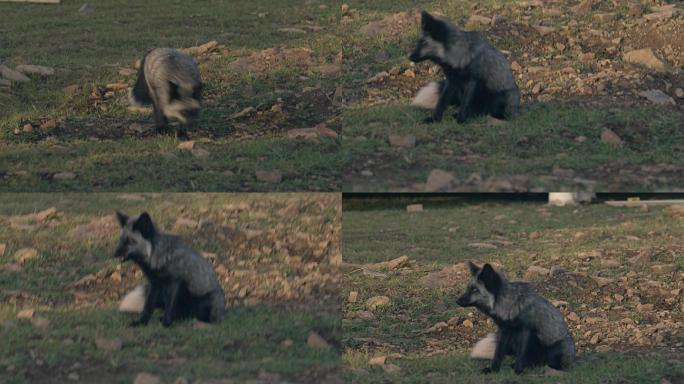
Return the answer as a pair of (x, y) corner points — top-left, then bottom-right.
(455, 79), (477, 124)
(131, 283), (160, 326)
(483, 331), (509, 374)
(425, 81), (456, 123)
(161, 282), (180, 327)
(152, 104), (169, 134)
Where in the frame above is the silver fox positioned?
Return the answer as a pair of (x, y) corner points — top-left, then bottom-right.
(129, 48), (201, 139)
(115, 211), (225, 326)
(410, 11), (520, 123)
(457, 262), (575, 374)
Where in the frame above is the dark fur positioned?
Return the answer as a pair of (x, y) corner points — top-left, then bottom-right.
(410, 11), (520, 123)
(115, 211), (225, 327)
(457, 262), (576, 374)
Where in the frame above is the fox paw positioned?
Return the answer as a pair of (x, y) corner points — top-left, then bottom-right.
(160, 317), (173, 327)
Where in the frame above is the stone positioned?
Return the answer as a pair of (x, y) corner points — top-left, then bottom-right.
(638, 90), (675, 106)
(601, 128), (622, 147)
(623, 49), (666, 72)
(525, 265), (550, 279)
(0, 64), (30, 82)
(133, 373), (160, 384)
(14, 248), (38, 264)
(306, 331), (329, 350)
(366, 296), (390, 310)
(424, 169), (455, 192)
(15, 65), (54, 76)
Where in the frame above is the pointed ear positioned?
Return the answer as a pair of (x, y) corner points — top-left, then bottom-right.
(421, 11), (449, 42)
(133, 212), (156, 240)
(115, 211), (129, 227)
(478, 264), (502, 295)
(467, 261), (481, 276)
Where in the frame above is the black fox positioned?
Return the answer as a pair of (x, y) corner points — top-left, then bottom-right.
(129, 48), (201, 139)
(410, 11), (520, 123)
(115, 211), (225, 326)
(457, 262), (575, 374)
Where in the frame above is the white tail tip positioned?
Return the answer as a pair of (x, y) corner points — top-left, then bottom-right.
(118, 285), (146, 313)
(470, 333), (497, 360)
(411, 82), (440, 109)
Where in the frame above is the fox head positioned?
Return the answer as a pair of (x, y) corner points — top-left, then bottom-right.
(409, 11), (454, 63)
(456, 262), (504, 313)
(165, 80), (202, 124)
(114, 211), (157, 262)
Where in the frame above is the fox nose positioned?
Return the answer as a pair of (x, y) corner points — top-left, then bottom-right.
(456, 296), (468, 306)
(409, 52), (419, 62)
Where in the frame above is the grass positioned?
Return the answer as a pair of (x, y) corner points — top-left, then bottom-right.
(0, 0), (344, 191)
(342, 197), (684, 383)
(339, 0), (684, 191)
(0, 193), (341, 383)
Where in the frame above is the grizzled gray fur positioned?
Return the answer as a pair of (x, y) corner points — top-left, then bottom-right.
(114, 211), (225, 326)
(457, 262), (575, 374)
(410, 11), (520, 123)
(129, 48), (202, 139)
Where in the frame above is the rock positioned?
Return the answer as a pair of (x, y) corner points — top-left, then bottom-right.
(601, 128), (623, 147)
(255, 170), (282, 184)
(95, 338), (122, 352)
(67, 372), (80, 381)
(388, 134), (415, 148)
(467, 15), (491, 27)
(16, 65), (54, 76)
(53, 172), (76, 180)
(366, 296), (390, 310)
(22, 124), (33, 133)
(40, 117), (57, 130)
(17, 309), (35, 319)
(306, 331), (329, 350)
(382, 364), (401, 374)
(133, 373), (160, 384)
(525, 265), (550, 279)
(406, 204), (423, 212)
(593, 276), (614, 287)
(287, 128), (319, 140)
(369, 355), (386, 366)
(0, 64), (30, 82)
(14, 248), (38, 264)
(623, 49), (666, 72)
(638, 90), (675, 106)
(424, 169), (455, 192)
(106, 83), (128, 91)
(651, 264), (677, 274)
(348, 291), (358, 303)
(386, 255), (409, 269)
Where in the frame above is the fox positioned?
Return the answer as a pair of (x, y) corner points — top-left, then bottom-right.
(114, 211), (225, 326)
(409, 11), (520, 123)
(128, 48), (202, 139)
(456, 262), (575, 374)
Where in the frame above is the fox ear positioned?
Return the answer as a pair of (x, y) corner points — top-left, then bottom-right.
(115, 211), (128, 227)
(133, 212), (156, 240)
(478, 264), (502, 295)
(421, 11), (449, 42)
(467, 261), (481, 276)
